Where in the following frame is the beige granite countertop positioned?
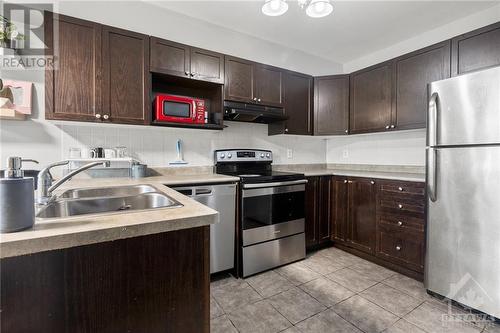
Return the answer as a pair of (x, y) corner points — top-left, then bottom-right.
(0, 174), (239, 259)
(274, 164), (425, 182)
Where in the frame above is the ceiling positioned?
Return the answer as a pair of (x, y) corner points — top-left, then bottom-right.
(149, 1), (498, 64)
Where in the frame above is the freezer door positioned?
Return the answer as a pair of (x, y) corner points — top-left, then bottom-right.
(425, 146), (500, 318)
(427, 66), (500, 147)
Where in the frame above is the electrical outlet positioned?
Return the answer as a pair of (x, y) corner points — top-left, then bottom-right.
(342, 149), (349, 158)
(287, 149), (293, 159)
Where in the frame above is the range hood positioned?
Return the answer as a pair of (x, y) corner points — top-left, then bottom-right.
(223, 101), (288, 124)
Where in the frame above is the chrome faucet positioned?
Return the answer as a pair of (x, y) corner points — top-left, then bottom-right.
(36, 160), (110, 204)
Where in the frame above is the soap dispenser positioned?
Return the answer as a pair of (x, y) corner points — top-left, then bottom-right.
(0, 157), (39, 232)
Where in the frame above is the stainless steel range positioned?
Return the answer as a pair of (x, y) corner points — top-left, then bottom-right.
(214, 149), (306, 277)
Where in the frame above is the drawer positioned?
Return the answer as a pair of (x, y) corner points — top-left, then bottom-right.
(378, 214), (424, 232)
(379, 181), (425, 196)
(376, 224), (425, 272)
(379, 199), (425, 215)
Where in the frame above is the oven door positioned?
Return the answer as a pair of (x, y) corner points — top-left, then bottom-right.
(155, 95), (196, 123)
(241, 180), (306, 246)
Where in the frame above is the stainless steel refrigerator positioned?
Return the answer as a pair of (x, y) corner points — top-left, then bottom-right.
(425, 66), (500, 319)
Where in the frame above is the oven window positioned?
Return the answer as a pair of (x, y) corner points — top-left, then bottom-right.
(242, 190), (304, 230)
(163, 101), (191, 118)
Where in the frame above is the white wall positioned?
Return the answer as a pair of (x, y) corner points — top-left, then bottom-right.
(344, 3), (500, 73)
(326, 130), (426, 166)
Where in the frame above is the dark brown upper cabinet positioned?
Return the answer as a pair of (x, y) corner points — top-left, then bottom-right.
(224, 56), (254, 102)
(225, 56), (283, 107)
(269, 71), (312, 135)
(101, 26), (150, 125)
(150, 38), (190, 78)
(347, 177), (377, 254)
(254, 64), (283, 106)
(45, 13), (149, 125)
(392, 41), (451, 130)
(350, 62), (393, 134)
(45, 13), (102, 122)
(150, 37), (224, 84)
(314, 75), (349, 135)
(451, 21), (500, 76)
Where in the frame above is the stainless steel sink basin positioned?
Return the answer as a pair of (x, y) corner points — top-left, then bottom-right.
(59, 184), (157, 199)
(36, 192), (183, 219)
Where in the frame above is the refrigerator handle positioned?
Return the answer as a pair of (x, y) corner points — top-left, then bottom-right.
(427, 148), (437, 202)
(427, 92), (439, 147)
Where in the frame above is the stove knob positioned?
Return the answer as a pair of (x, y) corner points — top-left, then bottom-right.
(261, 153), (265, 158)
(227, 153), (232, 158)
(220, 153), (225, 159)
(266, 153), (270, 158)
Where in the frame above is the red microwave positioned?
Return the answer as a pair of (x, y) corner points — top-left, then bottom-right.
(155, 94), (206, 124)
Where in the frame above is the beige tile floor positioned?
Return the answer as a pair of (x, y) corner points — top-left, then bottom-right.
(210, 247), (499, 333)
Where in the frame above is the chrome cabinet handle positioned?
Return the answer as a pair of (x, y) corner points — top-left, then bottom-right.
(103, 114), (109, 120)
(398, 186), (403, 191)
(398, 204), (403, 209)
(95, 113), (101, 119)
(185, 71), (190, 76)
(285, 128), (289, 133)
(344, 179), (348, 183)
(370, 181), (375, 185)
(390, 125), (395, 129)
(253, 97), (257, 101)
(190, 72), (196, 77)
(397, 221), (403, 226)
(345, 129), (348, 133)
(257, 98), (261, 102)
(385, 125), (390, 129)
(396, 246), (401, 251)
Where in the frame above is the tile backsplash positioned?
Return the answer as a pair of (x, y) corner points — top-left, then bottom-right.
(59, 121), (327, 168)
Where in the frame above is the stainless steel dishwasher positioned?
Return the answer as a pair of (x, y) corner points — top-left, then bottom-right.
(171, 183), (236, 274)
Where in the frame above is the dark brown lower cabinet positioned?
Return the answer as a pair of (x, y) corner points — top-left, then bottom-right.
(330, 177), (426, 280)
(0, 226), (210, 333)
(347, 178), (377, 253)
(305, 176), (332, 250)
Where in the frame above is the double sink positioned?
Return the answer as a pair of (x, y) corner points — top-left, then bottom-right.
(36, 184), (183, 219)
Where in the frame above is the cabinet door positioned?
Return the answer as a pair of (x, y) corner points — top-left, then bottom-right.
(45, 13), (102, 122)
(150, 37), (190, 78)
(451, 22), (500, 76)
(350, 63), (392, 134)
(393, 41), (450, 130)
(102, 26), (150, 125)
(190, 47), (224, 84)
(318, 176), (332, 243)
(331, 177), (348, 244)
(305, 177), (320, 248)
(348, 178), (377, 253)
(314, 75), (349, 135)
(282, 71), (313, 135)
(224, 57), (254, 102)
(254, 64), (283, 106)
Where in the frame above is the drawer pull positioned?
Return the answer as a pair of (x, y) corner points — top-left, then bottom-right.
(398, 221), (403, 226)
(344, 179), (348, 183)
(370, 181), (375, 185)
(398, 187), (403, 191)
(398, 204), (403, 209)
(396, 246), (402, 251)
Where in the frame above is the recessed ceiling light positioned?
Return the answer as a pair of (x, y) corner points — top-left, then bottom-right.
(262, 0), (289, 17)
(306, 0), (333, 18)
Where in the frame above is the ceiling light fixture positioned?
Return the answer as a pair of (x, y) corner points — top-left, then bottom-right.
(261, 0), (289, 17)
(263, 0), (333, 18)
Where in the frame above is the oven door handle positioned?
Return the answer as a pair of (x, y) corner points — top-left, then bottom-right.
(242, 179), (308, 189)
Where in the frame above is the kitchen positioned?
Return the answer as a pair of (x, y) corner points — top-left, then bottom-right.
(1, 1), (499, 332)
